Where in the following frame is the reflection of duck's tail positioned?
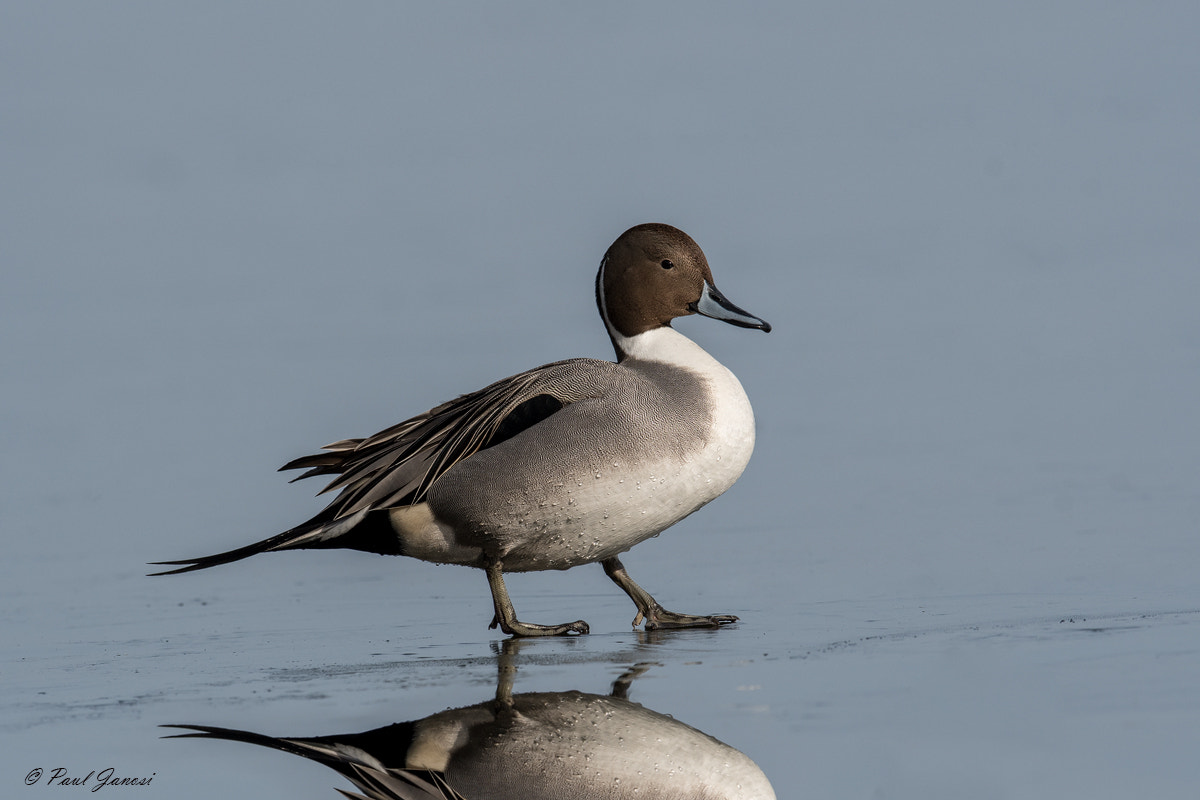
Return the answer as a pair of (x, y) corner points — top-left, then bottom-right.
(161, 725), (463, 800)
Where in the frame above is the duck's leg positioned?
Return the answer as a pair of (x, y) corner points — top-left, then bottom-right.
(602, 556), (738, 630)
(485, 560), (590, 636)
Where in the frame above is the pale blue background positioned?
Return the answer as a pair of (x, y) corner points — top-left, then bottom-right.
(4, 3), (1199, 798)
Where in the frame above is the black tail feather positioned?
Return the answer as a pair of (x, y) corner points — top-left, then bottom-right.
(147, 526), (319, 576)
(148, 510), (401, 576)
(161, 724), (326, 757)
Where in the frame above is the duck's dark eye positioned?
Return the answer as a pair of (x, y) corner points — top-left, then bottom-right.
(660, 259), (674, 270)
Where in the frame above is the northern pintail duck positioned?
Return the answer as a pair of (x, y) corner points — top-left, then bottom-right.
(152, 223), (770, 636)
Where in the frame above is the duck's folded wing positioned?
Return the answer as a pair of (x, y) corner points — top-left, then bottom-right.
(342, 763), (463, 800)
(280, 358), (618, 519)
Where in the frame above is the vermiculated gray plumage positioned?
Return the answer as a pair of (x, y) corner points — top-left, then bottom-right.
(149, 359), (619, 575)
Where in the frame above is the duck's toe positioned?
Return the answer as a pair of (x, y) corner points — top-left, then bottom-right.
(642, 607), (739, 630)
(490, 614), (590, 637)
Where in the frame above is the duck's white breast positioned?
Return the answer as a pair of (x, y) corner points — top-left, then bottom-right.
(472, 327), (756, 571)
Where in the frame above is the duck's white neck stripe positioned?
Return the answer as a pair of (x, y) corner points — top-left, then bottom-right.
(596, 255), (614, 324)
(596, 254), (631, 360)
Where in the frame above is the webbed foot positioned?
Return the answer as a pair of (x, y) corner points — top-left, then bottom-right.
(638, 604), (738, 630)
(485, 561), (590, 637)
(602, 556), (739, 632)
(488, 612), (590, 637)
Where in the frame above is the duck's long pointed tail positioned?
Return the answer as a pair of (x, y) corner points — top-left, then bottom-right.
(147, 529), (310, 576)
(147, 509), (390, 576)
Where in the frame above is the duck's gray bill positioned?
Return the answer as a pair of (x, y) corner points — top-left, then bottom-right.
(692, 282), (772, 332)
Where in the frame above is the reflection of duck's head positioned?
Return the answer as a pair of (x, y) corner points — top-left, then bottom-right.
(167, 663), (776, 799)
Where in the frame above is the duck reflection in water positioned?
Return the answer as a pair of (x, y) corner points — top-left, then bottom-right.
(165, 641), (775, 799)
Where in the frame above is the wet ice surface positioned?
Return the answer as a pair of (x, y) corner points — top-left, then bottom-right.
(5, 546), (1199, 797)
(5, 3), (1200, 798)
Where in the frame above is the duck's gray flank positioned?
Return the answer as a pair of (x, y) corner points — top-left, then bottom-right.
(151, 223), (770, 636)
